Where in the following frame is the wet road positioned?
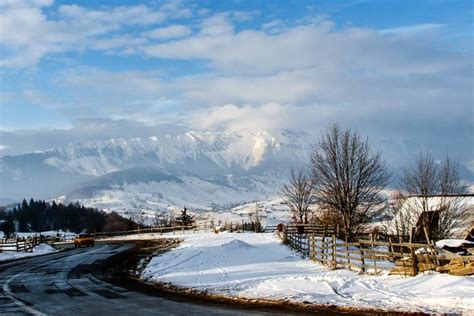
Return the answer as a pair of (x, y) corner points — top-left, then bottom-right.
(0, 243), (289, 316)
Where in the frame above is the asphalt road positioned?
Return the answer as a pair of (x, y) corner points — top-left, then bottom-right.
(0, 243), (292, 316)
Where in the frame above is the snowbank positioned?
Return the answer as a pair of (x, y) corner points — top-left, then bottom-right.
(0, 243), (57, 262)
(142, 232), (474, 314)
(436, 239), (474, 248)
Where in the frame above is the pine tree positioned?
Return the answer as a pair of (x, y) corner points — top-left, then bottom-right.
(176, 207), (194, 226)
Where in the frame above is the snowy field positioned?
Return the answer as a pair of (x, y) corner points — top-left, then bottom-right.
(142, 232), (474, 315)
(0, 243), (57, 262)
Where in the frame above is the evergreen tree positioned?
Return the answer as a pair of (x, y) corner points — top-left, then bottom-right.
(0, 198), (123, 234)
(176, 207), (194, 226)
(0, 214), (15, 238)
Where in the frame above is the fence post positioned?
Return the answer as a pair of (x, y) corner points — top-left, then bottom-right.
(332, 235), (337, 269)
(298, 234), (302, 253)
(359, 241), (366, 273)
(388, 237), (394, 262)
(410, 245), (418, 276)
(370, 233), (377, 274)
(323, 226), (327, 265)
(345, 235), (351, 270)
(430, 239), (440, 266)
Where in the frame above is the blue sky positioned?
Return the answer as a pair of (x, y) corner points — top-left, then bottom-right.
(0, 0), (472, 163)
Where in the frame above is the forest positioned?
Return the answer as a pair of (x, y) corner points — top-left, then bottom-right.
(0, 198), (136, 237)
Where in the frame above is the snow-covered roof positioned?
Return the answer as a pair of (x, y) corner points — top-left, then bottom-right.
(385, 195), (474, 239)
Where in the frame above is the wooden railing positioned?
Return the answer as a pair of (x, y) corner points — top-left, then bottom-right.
(0, 238), (40, 253)
(284, 225), (446, 276)
(93, 225), (204, 238)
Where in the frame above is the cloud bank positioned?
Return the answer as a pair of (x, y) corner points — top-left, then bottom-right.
(0, 1), (472, 168)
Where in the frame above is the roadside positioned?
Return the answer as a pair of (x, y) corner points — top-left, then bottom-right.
(93, 235), (423, 315)
(0, 243), (57, 262)
(137, 232), (473, 315)
(94, 239), (315, 315)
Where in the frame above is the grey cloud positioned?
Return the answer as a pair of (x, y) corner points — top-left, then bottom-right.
(0, 118), (189, 156)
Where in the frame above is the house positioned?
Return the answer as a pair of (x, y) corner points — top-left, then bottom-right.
(385, 194), (474, 241)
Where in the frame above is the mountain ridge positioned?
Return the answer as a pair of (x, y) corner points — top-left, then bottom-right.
(0, 130), (310, 203)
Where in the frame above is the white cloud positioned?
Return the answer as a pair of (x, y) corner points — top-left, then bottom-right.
(0, 2), (166, 67)
(191, 103), (317, 133)
(379, 23), (444, 35)
(231, 10), (260, 22)
(143, 24), (192, 40)
(0, 2), (471, 165)
(159, 0), (192, 19)
(57, 4), (167, 26)
(0, 0), (53, 8)
(50, 67), (166, 117)
(91, 35), (148, 51)
(143, 17), (466, 77)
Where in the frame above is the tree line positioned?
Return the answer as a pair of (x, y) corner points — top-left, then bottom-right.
(0, 199), (136, 238)
(282, 124), (468, 242)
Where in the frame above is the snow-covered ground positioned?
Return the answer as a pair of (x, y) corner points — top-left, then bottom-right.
(142, 232), (474, 315)
(0, 243), (57, 262)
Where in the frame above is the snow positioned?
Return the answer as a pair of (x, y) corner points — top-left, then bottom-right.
(44, 130), (308, 176)
(384, 196), (474, 239)
(142, 232), (474, 314)
(436, 239), (474, 248)
(0, 243), (57, 262)
(80, 176), (274, 213)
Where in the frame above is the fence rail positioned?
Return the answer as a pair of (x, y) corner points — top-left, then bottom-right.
(93, 224), (209, 238)
(0, 238), (40, 253)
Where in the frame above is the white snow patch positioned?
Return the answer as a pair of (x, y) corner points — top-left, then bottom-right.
(0, 243), (57, 262)
(436, 239), (474, 248)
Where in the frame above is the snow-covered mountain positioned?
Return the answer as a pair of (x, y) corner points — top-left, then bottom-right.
(3, 129), (471, 217)
(0, 130), (312, 213)
(42, 130), (310, 176)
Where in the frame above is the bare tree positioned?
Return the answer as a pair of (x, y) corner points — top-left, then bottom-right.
(249, 202), (263, 232)
(437, 158), (469, 239)
(153, 210), (168, 227)
(310, 124), (390, 241)
(398, 153), (467, 241)
(383, 191), (415, 238)
(130, 208), (146, 226)
(129, 208), (146, 234)
(281, 168), (316, 224)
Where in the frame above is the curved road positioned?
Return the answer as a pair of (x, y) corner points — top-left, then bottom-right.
(0, 243), (292, 316)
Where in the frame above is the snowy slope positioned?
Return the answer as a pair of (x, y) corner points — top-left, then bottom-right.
(142, 232), (474, 314)
(70, 173), (283, 214)
(0, 130), (311, 203)
(0, 131), (311, 210)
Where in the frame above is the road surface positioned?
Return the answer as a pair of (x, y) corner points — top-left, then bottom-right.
(0, 243), (294, 316)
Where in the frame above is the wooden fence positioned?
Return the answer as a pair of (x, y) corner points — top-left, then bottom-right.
(93, 224), (206, 238)
(284, 224), (447, 276)
(0, 238), (40, 253)
(94, 221), (265, 238)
